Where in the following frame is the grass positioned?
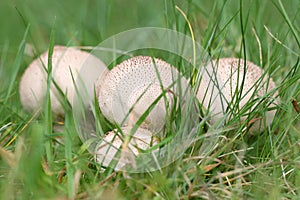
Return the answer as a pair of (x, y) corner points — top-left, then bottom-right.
(0, 0), (300, 199)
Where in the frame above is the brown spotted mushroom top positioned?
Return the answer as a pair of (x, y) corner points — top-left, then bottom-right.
(197, 58), (279, 133)
(97, 56), (188, 131)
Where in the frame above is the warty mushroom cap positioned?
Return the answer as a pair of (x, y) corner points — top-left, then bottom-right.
(97, 56), (188, 131)
(19, 45), (107, 116)
(197, 58), (279, 133)
(94, 127), (158, 171)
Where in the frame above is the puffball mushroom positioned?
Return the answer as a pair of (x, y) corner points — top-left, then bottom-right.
(19, 45), (106, 116)
(94, 127), (158, 171)
(197, 58), (279, 133)
(97, 56), (188, 131)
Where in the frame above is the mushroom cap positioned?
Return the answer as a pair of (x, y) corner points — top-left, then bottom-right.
(197, 58), (279, 133)
(97, 56), (188, 131)
(19, 45), (107, 115)
(126, 84), (174, 130)
(94, 127), (158, 171)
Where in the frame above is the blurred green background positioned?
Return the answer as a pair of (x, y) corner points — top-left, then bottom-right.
(1, 0), (299, 87)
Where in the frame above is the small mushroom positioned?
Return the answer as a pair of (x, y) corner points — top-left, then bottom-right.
(197, 58), (279, 133)
(19, 45), (107, 116)
(97, 56), (188, 131)
(94, 127), (158, 171)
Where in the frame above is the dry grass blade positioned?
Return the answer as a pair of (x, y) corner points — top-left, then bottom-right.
(0, 146), (16, 167)
(291, 98), (300, 113)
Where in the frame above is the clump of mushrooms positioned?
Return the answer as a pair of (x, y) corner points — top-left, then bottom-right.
(19, 45), (106, 116)
(19, 47), (280, 171)
(197, 58), (279, 133)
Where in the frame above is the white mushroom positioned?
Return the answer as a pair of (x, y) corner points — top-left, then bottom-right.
(94, 127), (158, 171)
(197, 58), (279, 133)
(97, 56), (188, 131)
(19, 45), (107, 116)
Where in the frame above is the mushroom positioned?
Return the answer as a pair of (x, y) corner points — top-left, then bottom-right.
(19, 45), (107, 116)
(96, 56), (188, 131)
(197, 58), (279, 133)
(94, 126), (158, 171)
